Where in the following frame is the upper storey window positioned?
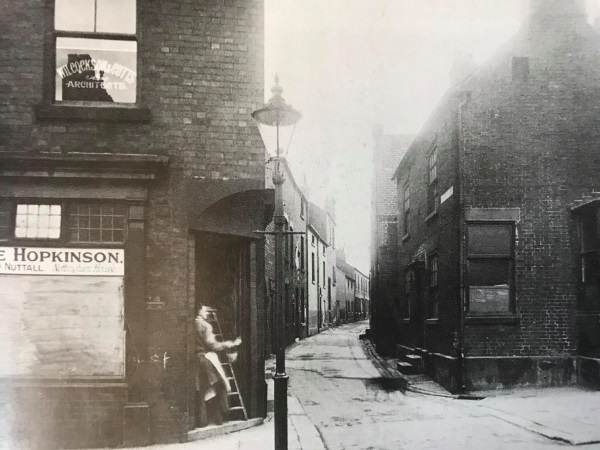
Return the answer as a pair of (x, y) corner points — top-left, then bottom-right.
(54, 0), (137, 104)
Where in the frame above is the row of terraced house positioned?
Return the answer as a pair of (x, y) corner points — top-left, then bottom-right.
(264, 159), (369, 350)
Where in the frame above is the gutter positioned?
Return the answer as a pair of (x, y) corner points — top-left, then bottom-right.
(457, 90), (470, 393)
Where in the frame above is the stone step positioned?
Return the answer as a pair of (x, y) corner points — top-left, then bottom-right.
(404, 354), (423, 366)
(396, 360), (422, 375)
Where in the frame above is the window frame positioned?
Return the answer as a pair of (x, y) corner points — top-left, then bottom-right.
(0, 198), (127, 247)
(300, 235), (305, 271)
(578, 213), (600, 312)
(37, 0), (150, 121)
(402, 180), (410, 237)
(466, 221), (515, 316)
(403, 268), (412, 319)
(428, 253), (439, 318)
(427, 146), (439, 215)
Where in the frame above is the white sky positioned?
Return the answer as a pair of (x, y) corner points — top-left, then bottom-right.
(265, 0), (600, 273)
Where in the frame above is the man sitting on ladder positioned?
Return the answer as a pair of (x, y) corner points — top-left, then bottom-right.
(195, 305), (242, 427)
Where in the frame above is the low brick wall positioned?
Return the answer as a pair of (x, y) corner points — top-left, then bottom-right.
(577, 356), (600, 390)
(425, 353), (460, 393)
(464, 356), (576, 391)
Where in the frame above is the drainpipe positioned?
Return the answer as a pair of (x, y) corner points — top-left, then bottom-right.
(457, 90), (470, 393)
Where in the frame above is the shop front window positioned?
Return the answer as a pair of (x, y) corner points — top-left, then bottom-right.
(1, 198), (127, 378)
(54, 0), (137, 104)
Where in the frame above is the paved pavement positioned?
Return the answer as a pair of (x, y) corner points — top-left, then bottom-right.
(121, 321), (600, 449)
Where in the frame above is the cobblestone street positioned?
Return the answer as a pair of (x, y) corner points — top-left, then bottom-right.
(286, 321), (600, 450)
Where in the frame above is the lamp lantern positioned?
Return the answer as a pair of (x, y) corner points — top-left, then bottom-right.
(252, 75), (301, 450)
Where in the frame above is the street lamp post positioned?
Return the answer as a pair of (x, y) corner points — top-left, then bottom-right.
(252, 76), (301, 450)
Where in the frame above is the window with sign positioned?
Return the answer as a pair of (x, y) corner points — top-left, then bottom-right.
(53, 0), (137, 104)
(467, 223), (514, 314)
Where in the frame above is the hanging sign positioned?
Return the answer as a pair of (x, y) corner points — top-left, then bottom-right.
(0, 247), (124, 276)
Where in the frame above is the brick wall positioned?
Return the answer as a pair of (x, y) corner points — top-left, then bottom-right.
(395, 98), (461, 357)
(370, 131), (413, 355)
(0, 383), (127, 449)
(264, 159), (308, 345)
(460, 11), (600, 358)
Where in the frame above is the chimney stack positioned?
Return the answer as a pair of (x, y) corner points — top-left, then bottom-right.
(529, 0), (587, 21)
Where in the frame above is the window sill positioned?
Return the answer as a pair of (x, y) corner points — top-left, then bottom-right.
(426, 318), (439, 325)
(35, 104), (151, 123)
(401, 234), (410, 243)
(465, 314), (520, 325)
(425, 210), (438, 223)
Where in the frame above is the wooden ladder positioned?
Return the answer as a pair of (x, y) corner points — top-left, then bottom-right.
(204, 308), (249, 421)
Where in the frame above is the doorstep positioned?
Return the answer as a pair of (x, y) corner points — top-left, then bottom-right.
(187, 418), (264, 442)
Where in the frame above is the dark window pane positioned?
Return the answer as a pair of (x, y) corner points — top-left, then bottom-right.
(114, 216), (124, 229)
(0, 200), (11, 240)
(468, 259), (509, 286)
(428, 290), (439, 318)
(113, 230), (124, 243)
(428, 182), (438, 214)
(100, 229), (112, 242)
(581, 215), (599, 252)
(80, 229), (90, 242)
(469, 286), (510, 313)
(468, 224), (511, 256)
(55, 38), (137, 104)
(583, 252), (600, 285)
(90, 215), (101, 228)
(90, 229), (101, 242)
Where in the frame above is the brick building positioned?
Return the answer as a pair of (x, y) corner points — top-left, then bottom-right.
(370, 128), (414, 355)
(0, 0), (271, 447)
(307, 202), (332, 335)
(336, 249), (357, 323)
(354, 268), (370, 321)
(265, 158), (309, 346)
(392, 0), (600, 392)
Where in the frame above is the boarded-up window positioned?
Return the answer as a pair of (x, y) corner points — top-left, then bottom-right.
(467, 223), (513, 314)
(0, 250), (125, 378)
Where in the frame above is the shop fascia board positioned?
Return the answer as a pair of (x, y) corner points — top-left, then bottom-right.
(0, 151), (169, 180)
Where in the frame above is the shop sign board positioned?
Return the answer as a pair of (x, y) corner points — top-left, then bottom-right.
(0, 247), (124, 276)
